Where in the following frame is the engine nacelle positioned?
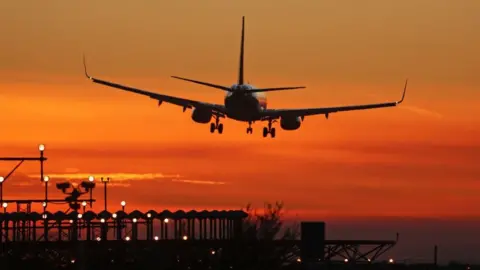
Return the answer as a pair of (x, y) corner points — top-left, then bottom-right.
(191, 108), (212, 123)
(280, 116), (302, 130)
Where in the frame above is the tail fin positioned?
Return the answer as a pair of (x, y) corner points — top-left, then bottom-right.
(238, 16), (245, 85)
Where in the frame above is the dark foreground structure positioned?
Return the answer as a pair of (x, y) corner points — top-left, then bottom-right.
(0, 145), (403, 269)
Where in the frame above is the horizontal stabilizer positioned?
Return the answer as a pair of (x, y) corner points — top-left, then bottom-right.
(171, 76), (231, 91)
(247, 86), (306, 93)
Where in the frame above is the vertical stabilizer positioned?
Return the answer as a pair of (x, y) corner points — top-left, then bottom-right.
(238, 16), (245, 85)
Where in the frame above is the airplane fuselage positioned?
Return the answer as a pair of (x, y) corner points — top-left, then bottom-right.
(224, 84), (267, 121)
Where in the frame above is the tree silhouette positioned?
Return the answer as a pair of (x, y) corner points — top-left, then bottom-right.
(240, 201), (300, 270)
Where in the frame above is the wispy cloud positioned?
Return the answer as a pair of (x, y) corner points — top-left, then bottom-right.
(171, 179), (226, 185)
(27, 173), (181, 182)
(399, 105), (443, 119)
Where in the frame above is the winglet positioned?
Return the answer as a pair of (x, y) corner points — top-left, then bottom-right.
(397, 79), (408, 104)
(83, 54), (92, 80)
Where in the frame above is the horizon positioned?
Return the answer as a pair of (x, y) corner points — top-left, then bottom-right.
(1, 0), (479, 265)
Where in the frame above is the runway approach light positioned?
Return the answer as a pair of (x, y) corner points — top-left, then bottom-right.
(0, 176), (4, 183)
(39, 144), (45, 152)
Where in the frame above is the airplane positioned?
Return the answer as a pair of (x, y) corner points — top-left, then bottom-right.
(83, 16), (408, 138)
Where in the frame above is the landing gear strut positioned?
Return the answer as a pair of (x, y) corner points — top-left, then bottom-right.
(246, 121), (253, 134)
(210, 116), (223, 134)
(262, 120), (276, 138)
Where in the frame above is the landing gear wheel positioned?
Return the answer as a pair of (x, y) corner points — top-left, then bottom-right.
(262, 127), (268, 138)
(210, 123), (216, 133)
(246, 127), (253, 134)
(270, 128), (276, 138)
(218, 123), (224, 134)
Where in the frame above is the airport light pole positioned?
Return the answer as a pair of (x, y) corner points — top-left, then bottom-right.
(100, 177), (110, 211)
(39, 144), (45, 183)
(88, 176), (94, 207)
(0, 176), (4, 204)
(43, 176), (49, 210)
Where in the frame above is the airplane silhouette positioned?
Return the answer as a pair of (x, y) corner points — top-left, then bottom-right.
(83, 16), (407, 138)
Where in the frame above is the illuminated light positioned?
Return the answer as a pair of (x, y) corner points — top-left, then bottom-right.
(120, 201), (126, 207)
(96, 237), (101, 241)
(211, 250), (215, 255)
(2, 202), (7, 208)
(125, 236), (130, 241)
(42, 202), (47, 207)
(296, 258), (301, 263)
(154, 236), (159, 241)
(77, 214), (83, 219)
(368, 258), (371, 262)
(182, 235), (188, 240)
(43, 176), (49, 182)
(147, 213), (152, 218)
(132, 218), (137, 223)
(100, 218), (105, 223)
(112, 213), (117, 219)
(42, 214), (47, 219)
(344, 259), (349, 263)
(389, 258), (394, 264)
(0, 176), (4, 183)
(71, 259), (75, 264)
(81, 201), (87, 206)
(69, 220), (74, 223)
(88, 176), (94, 182)
(39, 144), (45, 151)
(163, 218), (169, 223)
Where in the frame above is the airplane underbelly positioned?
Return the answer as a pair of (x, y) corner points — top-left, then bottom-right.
(225, 95), (261, 121)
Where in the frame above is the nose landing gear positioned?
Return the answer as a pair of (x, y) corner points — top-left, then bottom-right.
(246, 121), (253, 134)
(262, 120), (276, 138)
(210, 115), (223, 134)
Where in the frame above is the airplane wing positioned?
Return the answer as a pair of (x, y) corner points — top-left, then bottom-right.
(260, 80), (408, 120)
(83, 58), (226, 117)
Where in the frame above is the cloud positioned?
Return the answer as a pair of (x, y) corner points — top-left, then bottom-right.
(171, 179), (226, 185)
(26, 172), (181, 182)
(400, 105), (444, 119)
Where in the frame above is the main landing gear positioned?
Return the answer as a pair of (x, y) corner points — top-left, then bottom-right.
(210, 116), (223, 134)
(262, 120), (276, 138)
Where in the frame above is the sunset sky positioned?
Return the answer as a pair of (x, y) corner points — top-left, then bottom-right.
(0, 0), (479, 263)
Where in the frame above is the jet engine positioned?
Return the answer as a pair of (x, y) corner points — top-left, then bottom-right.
(191, 108), (212, 123)
(280, 116), (302, 130)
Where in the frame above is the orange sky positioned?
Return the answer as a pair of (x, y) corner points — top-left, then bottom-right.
(0, 1), (479, 221)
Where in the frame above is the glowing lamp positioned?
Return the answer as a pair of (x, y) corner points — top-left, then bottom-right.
(154, 236), (159, 241)
(120, 201), (126, 207)
(81, 201), (87, 206)
(0, 176), (4, 183)
(39, 144), (45, 151)
(182, 235), (188, 240)
(163, 218), (169, 223)
(112, 213), (117, 219)
(88, 176), (94, 182)
(2, 202), (7, 208)
(77, 213), (83, 219)
(43, 176), (49, 182)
